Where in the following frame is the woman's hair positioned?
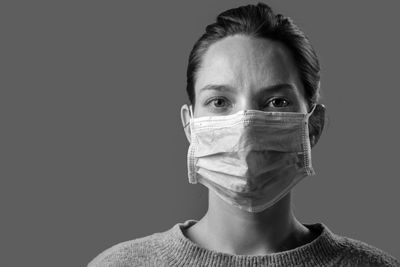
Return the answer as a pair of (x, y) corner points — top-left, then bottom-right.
(186, 2), (320, 108)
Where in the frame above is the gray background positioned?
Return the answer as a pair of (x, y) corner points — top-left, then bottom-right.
(1, 1), (399, 266)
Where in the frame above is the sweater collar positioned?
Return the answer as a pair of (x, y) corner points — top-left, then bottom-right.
(156, 220), (345, 266)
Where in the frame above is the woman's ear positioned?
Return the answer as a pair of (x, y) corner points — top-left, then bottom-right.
(181, 104), (191, 143)
(309, 104), (326, 148)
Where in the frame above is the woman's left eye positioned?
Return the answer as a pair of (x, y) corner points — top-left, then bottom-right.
(267, 98), (290, 108)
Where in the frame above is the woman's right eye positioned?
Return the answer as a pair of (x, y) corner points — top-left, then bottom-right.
(211, 98), (227, 107)
(206, 97), (231, 109)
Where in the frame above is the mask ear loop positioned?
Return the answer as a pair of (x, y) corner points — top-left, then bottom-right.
(306, 104), (317, 119)
(184, 105), (193, 128)
(302, 104), (317, 176)
(186, 105), (197, 183)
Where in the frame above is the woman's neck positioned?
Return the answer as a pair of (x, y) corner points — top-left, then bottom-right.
(185, 191), (315, 255)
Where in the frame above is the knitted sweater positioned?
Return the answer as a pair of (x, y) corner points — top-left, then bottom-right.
(88, 220), (399, 267)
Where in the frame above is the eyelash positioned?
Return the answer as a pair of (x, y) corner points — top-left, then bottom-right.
(205, 96), (231, 108)
(266, 97), (290, 108)
(204, 96), (290, 109)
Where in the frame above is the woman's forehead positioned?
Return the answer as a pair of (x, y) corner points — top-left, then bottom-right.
(195, 35), (303, 96)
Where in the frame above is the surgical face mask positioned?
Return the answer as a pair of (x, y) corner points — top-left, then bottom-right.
(186, 105), (316, 213)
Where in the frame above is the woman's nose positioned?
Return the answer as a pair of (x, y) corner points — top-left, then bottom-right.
(237, 98), (259, 111)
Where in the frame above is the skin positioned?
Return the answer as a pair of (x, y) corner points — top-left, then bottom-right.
(180, 34), (323, 255)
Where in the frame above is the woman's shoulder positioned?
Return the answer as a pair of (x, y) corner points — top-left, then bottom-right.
(87, 226), (174, 267)
(327, 227), (399, 266)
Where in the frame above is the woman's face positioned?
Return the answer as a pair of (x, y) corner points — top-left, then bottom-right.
(192, 35), (308, 118)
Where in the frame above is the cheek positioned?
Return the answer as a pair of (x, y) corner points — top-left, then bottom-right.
(298, 99), (309, 113)
(294, 87), (309, 113)
(192, 95), (210, 117)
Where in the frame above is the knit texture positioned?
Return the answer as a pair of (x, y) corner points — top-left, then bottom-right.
(88, 220), (399, 267)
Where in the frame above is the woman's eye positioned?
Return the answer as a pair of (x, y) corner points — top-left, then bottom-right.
(268, 98), (289, 108)
(212, 98), (226, 107)
(207, 97), (230, 108)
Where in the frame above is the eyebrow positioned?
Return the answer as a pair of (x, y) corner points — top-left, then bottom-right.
(198, 83), (296, 94)
(199, 84), (236, 93)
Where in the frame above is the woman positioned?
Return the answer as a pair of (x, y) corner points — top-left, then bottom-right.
(88, 3), (399, 266)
